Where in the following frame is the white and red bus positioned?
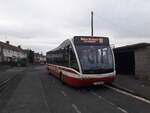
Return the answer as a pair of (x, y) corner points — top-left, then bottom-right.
(46, 36), (116, 87)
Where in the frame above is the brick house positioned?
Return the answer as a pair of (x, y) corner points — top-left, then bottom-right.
(0, 41), (27, 65)
(39, 54), (46, 64)
(34, 53), (40, 63)
(34, 53), (46, 64)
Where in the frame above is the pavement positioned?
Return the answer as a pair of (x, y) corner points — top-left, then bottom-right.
(0, 67), (26, 85)
(113, 74), (150, 100)
(0, 65), (149, 113)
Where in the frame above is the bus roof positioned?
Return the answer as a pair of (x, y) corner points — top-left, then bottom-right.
(47, 36), (110, 54)
(73, 36), (109, 38)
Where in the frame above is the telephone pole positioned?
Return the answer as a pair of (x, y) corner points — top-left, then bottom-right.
(91, 11), (93, 36)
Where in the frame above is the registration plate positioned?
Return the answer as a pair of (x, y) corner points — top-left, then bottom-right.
(93, 81), (104, 85)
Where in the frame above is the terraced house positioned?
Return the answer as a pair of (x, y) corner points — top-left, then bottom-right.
(0, 41), (27, 65)
(34, 53), (46, 64)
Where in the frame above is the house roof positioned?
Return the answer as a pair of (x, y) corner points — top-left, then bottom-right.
(114, 43), (150, 53)
(0, 41), (25, 52)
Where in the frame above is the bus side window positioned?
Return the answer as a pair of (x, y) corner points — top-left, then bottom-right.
(61, 46), (69, 67)
(69, 46), (79, 72)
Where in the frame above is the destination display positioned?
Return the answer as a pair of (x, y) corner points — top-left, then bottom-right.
(80, 37), (104, 43)
(74, 36), (109, 46)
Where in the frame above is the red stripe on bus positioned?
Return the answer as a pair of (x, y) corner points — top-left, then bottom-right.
(63, 74), (115, 87)
(48, 64), (79, 75)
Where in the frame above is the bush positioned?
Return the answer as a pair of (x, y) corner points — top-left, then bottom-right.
(19, 58), (27, 67)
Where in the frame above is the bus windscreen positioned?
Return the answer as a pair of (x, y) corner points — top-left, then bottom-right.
(75, 45), (114, 74)
(74, 36), (113, 74)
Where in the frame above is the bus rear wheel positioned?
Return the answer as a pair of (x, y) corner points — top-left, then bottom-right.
(60, 73), (65, 84)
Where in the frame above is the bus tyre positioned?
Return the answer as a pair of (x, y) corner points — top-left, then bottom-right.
(60, 74), (65, 84)
(106, 81), (113, 85)
(48, 71), (51, 75)
(48, 69), (51, 75)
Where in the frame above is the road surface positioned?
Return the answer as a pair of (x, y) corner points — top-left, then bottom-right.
(0, 65), (149, 113)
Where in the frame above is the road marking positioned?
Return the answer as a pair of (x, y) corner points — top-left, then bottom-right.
(91, 91), (115, 106)
(90, 91), (97, 96)
(39, 75), (51, 113)
(90, 91), (128, 113)
(115, 85), (135, 93)
(105, 85), (150, 104)
(98, 95), (102, 99)
(60, 90), (67, 97)
(117, 107), (128, 113)
(102, 98), (115, 106)
(72, 104), (81, 113)
(42, 94), (51, 113)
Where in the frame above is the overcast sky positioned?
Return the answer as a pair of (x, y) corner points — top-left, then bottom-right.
(0, 0), (150, 54)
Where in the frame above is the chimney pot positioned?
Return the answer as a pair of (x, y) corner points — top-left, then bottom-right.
(6, 41), (9, 44)
(18, 45), (21, 48)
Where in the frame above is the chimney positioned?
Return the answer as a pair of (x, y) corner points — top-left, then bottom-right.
(18, 45), (21, 48)
(6, 41), (10, 45)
